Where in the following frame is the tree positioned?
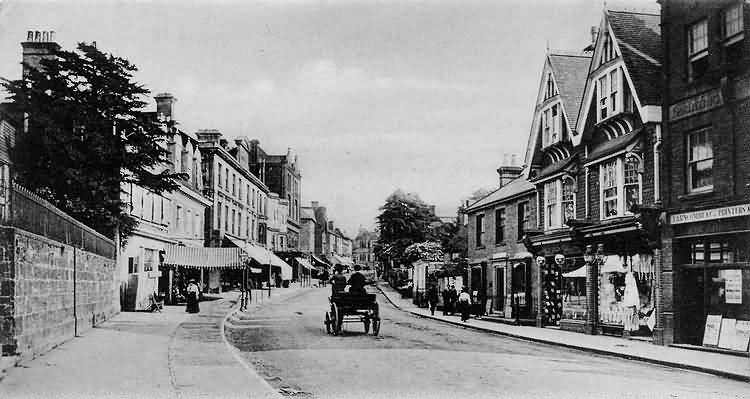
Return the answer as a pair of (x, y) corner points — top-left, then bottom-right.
(2, 42), (184, 241)
(375, 189), (439, 266)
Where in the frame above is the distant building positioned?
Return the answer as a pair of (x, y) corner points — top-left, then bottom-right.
(248, 141), (302, 250)
(353, 228), (378, 268)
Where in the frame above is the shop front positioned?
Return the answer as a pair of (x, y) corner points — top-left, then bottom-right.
(667, 204), (750, 353)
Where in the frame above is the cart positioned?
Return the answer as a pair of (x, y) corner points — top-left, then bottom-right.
(324, 292), (381, 336)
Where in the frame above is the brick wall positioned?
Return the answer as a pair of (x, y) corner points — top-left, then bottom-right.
(0, 227), (117, 361)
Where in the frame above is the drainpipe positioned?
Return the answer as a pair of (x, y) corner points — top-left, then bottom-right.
(654, 125), (662, 203)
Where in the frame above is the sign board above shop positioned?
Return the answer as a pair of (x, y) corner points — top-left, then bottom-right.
(668, 88), (723, 121)
(670, 203), (750, 225)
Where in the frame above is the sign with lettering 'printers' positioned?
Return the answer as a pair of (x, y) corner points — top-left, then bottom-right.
(670, 203), (750, 225)
(669, 89), (723, 121)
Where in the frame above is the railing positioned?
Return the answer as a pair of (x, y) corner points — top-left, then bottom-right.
(4, 183), (116, 259)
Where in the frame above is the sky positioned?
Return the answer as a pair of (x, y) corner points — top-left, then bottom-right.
(0, 0), (655, 237)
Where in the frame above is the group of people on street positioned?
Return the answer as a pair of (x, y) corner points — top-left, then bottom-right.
(425, 284), (473, 322)
(329, 264), (368, 296)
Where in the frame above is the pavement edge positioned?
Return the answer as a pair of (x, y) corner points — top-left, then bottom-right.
(220, 294), (285, 399)
(375, 284), (750, 383)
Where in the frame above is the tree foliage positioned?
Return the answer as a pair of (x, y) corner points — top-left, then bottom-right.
(375, 189), (439, 266)
(2, 42), (184, 241)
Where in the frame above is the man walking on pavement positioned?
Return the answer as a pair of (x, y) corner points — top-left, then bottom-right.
(448, 284), (458, 316)
(442, 285), (450, 315)
(427, 283), (439, 316)
(458, 286), (472, 322)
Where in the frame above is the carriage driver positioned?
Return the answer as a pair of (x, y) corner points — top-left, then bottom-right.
(330, 265), (347, 295)
(347, 265), (367, 296)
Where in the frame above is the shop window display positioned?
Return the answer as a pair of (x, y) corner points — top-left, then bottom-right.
(561, 258), (587, 321)
(598, 254), (656, 335)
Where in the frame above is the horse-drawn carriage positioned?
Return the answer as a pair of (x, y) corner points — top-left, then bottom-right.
(324, 292), (381, 336)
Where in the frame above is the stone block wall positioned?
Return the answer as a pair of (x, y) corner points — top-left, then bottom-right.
(0, 227), (118, 361)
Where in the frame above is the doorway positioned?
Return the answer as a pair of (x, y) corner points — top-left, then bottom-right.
(495, 267), (505, 312)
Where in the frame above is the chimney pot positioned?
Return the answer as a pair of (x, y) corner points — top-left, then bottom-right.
(27, 31), (34, 41)
(50, 31), (56, 41)
(591, 26), (599, 45)
(35, 31), (41, 42)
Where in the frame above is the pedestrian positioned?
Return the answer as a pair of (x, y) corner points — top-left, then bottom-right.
(442, 285), (450, 315)
(330, 265), (347, 295)
(320, 269), (329, 287)
(448, 285), (458, 315)
(427, 284), (439, 316)
(458, 286), (472, 322)
(185, 279), (200, 313)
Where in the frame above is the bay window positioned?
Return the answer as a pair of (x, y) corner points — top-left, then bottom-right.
(597, 68), (621, 121)
(599, 157), (642, 219)
(687, 128), (713, 192)
(688, 19), (709, 81)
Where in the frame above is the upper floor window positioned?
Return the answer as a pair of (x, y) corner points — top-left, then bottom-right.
(597, 68), (621, 121)
(544, 73), (557, 100)
(544, 178), (575, 230)
(232, 174), (236, 196)
(495, 208), (505, 245)
(541, 103), (561, 147)
(687, 128), (713, 193)
(517, 201), (530, 240)
(475, 214), (485, 247)
(723, 3), (744, 40)
(217, 163), (223, 188)
(600, 157), (641, 219)
(688, 19), (709, 81)
(600, 31), (617, 65)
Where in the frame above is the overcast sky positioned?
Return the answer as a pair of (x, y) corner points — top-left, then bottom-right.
(0, 0), (657, 236)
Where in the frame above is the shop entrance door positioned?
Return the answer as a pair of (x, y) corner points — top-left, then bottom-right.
(680, 268), (706, 345)
(495, 268), (505, 312)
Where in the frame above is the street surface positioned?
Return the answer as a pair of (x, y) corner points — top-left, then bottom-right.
(229, 287), (750, 399)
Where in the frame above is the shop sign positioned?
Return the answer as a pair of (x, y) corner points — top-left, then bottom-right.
(670, 203), (750, 225)
(724, 269), (743, 304)
(702, 314), (722, 346)
(669, 88), (723, 121)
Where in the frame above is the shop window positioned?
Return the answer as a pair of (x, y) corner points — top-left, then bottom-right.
(495, 208), (505, 244)
(690, 242), (706, 263)
(687, 128), (713, 192)
(688, 19), (709, 81)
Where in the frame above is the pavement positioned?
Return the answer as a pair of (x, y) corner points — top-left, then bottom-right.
(0, 284), (306, 399)
(224, 284), (750, 399)
(375, 281), (750, 382)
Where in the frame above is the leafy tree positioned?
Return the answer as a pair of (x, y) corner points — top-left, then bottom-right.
(2, 42), (184, 242)
(375, 189), (439, 266)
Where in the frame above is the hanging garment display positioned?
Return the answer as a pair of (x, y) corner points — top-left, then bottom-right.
(542, 262), (562, 326)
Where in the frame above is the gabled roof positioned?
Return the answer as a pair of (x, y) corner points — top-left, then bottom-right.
(547, 52), (592, 130)
(465, 177), (535, 213)
(607, 10), (662, 106)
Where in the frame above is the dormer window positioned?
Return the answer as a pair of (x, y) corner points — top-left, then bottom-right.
(542, 103), (562, 147)
(597, 67), (622, 121)
(688, 19), (709, 81)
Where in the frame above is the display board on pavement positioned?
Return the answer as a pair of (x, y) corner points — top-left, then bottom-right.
(702, 314), (722, 346)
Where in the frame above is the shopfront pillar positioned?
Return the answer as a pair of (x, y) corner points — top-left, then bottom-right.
(583, 244), (601, 335)
(535, 256), (545, 328)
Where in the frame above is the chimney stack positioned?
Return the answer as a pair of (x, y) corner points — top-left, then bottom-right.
(590, 26), (599, 46)
(196, 129), (222, 144)
(311, 201), (319, 208)
(22, 30), (60, 78)
(497, 153), (523, 188)
(154, 93), (177, 122)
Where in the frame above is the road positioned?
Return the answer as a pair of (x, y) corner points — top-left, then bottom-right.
(227, 287), (749, 399)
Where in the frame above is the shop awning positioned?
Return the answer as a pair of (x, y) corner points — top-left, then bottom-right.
(163, 245), (247, 269)
(600, 255), (627, 273)
(310, 255), (330, 267)
(563, 265), (587, 278)
(295, 257), (313, 271)
(330, 254), (353, 266)
(268, 251), (293, 280)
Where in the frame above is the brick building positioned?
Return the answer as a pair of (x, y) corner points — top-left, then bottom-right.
(248, 141), (302, 250)
(464, 163), (537, 321)
(658, 0), (750, 349)
(525, 8), (664, 339)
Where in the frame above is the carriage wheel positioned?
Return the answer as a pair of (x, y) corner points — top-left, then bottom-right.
(325, 312), (332, 334)
(331, 303), (341, 335)
(363, 318), (370, 334)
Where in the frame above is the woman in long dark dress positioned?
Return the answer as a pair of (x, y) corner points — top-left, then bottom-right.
(186, 280), (200, 313)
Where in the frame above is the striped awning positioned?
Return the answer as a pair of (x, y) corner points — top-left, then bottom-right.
(310, 255), (330, 267)
(163, 246), (246, 269)
(295, 257), (313, 271)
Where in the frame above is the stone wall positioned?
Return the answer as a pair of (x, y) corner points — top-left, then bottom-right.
(0, 227), (118, 362)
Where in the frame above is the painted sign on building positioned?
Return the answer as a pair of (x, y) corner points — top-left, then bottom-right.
(668, 88), (723, 121)
(670, 203), (750, 225)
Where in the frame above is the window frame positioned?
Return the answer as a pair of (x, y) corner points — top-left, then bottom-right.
(541, 102), (562, 147)
(687, 127), (714, 193)
(722, 3), (744, 44)
(599, 157), (642, 220)
(517, 201), (530, 240)
(475, 214), (485, 247)
(495, 208), (505, 245)
(687, 19), (709, 81)
(596, 66), (622, 122)
(544, 180), (561, 230)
